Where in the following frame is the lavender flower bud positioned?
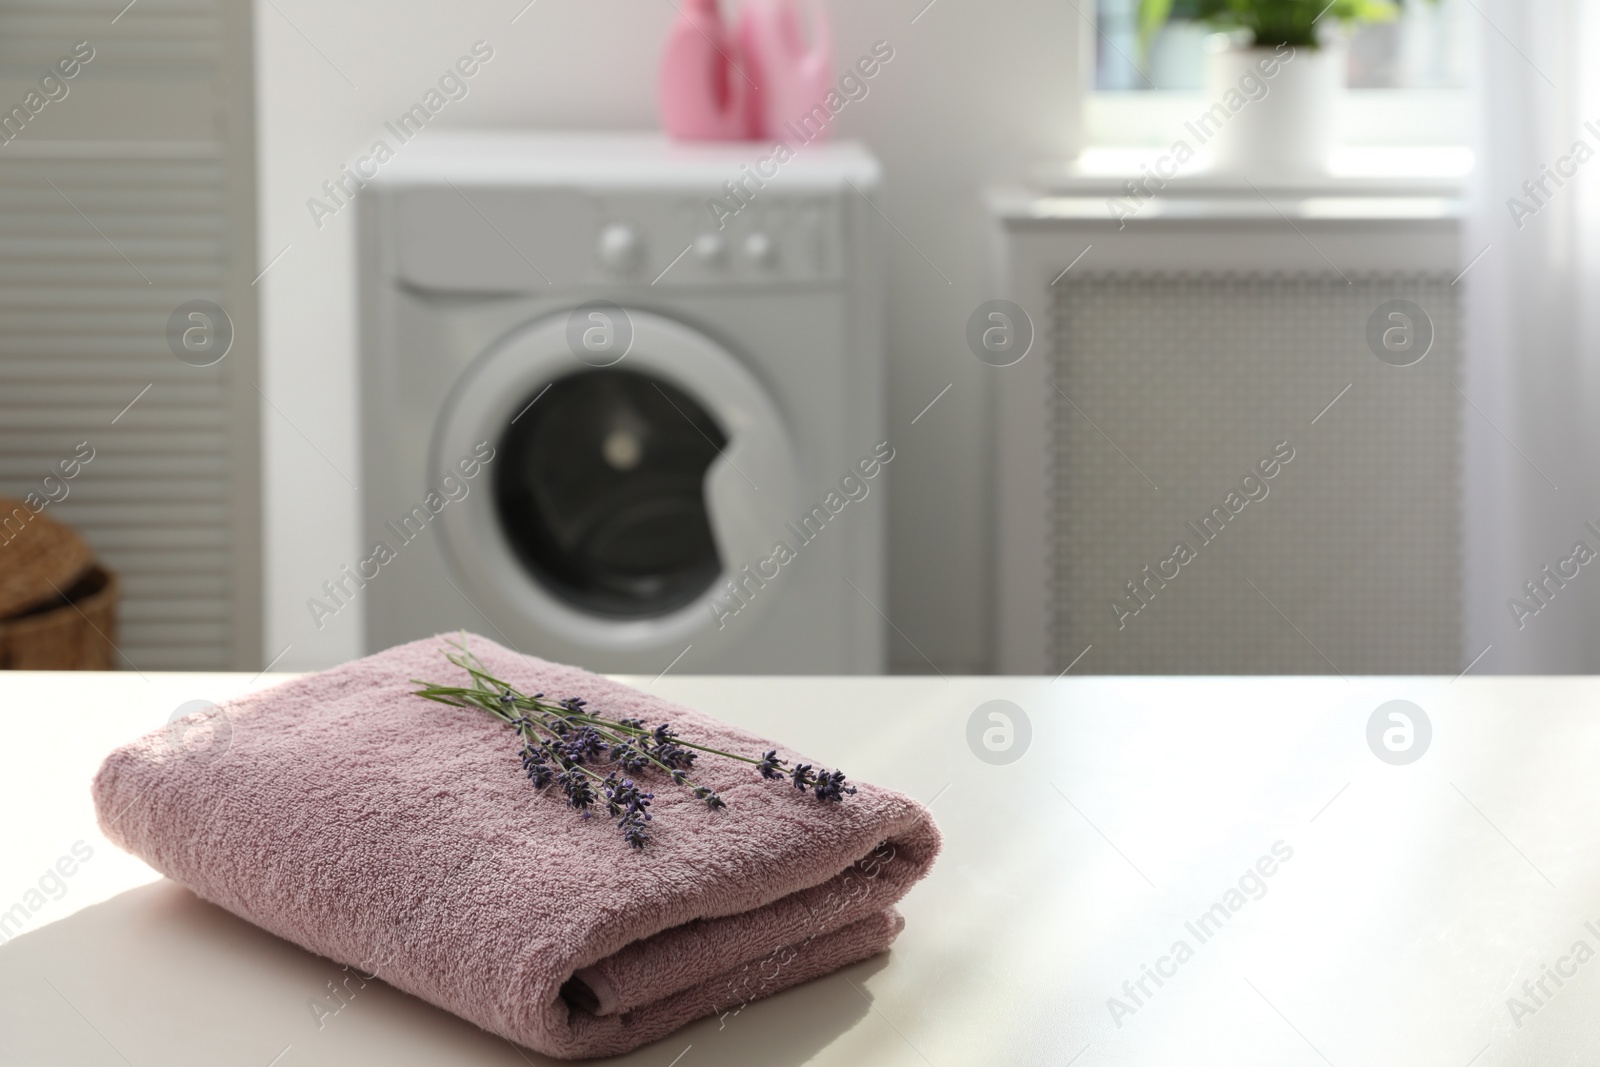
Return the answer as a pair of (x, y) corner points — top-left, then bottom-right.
(812, 769), (856, 803)
(619, 813), (650, 848)
(692, 786), (726, 811)
(558, 769), (595, 811)
(520, 743), (554, 788)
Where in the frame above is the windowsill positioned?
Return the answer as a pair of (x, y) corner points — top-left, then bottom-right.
(987, 187), (1464, 224)
(1056, 89), (1473, 200)
(1034, 145), (1472, 200)
(1082, 87), (1471, 149)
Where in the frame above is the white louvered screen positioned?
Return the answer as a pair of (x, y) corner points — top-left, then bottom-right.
(1049, 273), (1461, 675)
(0, 0), (258, 670)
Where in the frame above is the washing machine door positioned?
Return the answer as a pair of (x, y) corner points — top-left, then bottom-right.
(431, 308), (803, 656)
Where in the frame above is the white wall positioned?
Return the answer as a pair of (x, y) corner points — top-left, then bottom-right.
(256, 0), (1080, 672)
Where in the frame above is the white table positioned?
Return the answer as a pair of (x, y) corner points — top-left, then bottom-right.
(1, 671), (1596, 1066)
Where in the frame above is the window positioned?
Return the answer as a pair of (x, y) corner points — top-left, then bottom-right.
(1094, 0), (1469, 91)
(1083, 0), (1472, 152)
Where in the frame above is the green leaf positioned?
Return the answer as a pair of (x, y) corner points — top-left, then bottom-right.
(1138, 0), (1177, 55)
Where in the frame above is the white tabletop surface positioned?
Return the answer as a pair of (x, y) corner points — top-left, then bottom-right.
(1, 670), (1596, 1066)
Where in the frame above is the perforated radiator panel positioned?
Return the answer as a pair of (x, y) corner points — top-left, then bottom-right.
(1050, 273), (1461, 674)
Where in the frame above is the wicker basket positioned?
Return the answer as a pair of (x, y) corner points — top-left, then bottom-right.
(0, 496), (121, 669)
(0, 496), (94, 618)
(0, 564), (121, 670)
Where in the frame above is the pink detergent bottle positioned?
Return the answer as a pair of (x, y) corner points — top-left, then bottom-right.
(736, 0), (834, 144)
(658, 0), (750, 141)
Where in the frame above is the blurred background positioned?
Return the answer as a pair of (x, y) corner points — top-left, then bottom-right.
(0, 0), (1593, 678)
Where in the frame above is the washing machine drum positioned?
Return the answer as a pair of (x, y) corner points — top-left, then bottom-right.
(432, 308), (802, 651)
(495, 370), (725, 618)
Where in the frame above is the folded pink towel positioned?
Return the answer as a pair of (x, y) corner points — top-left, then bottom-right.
(92, 635), (941, 1059)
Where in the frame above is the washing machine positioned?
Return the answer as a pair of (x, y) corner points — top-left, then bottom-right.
(357, 132), (886, 674)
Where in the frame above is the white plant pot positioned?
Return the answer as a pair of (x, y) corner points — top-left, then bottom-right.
(1202, 42), (1343, 176)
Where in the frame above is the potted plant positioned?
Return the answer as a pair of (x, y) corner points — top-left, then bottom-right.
(1139, 0), (1400, 174)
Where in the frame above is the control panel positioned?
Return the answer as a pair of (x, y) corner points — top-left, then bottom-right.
(589, 192), (842, 287)
(394, 185), (847, 292)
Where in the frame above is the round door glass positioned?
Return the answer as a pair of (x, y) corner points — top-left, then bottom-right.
(493, 369), (727, 618)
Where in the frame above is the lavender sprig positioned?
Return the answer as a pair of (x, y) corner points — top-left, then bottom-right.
(411, 637), (855, 849)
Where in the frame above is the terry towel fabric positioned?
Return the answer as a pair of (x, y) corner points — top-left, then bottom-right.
(92, 635), (942, 1059)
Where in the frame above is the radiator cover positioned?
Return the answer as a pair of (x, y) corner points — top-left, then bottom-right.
(1048, 272), (1460, 674)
